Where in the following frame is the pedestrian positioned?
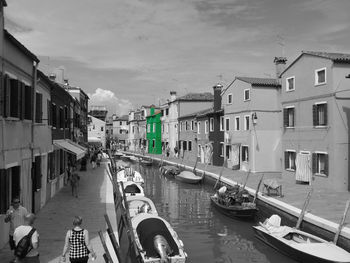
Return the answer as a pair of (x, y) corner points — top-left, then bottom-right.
(4, 197), (28, 262)
(174, 146), (178, 158)
(13, 213), (40, 263)
(61, 216), (96, 263)
(90, 153), (97, 169)
(166, 145), (170, 157)
(70, 173), (80, 198)
(97, 151), (102, 167)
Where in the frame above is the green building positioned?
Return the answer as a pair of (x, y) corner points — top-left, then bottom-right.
(146, 108), (162, 154)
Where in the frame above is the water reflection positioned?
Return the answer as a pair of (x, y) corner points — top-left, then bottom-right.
(120, 161), (296, 263)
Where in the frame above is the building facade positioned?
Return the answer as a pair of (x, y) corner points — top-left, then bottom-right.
(280, 51), (350, 191)
(87, 115), (106, 148)
(146, 108), (162, 154)
(113, 115), (129, 148)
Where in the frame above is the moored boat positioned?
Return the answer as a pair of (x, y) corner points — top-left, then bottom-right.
(253, 215), (350, 263)
(210, 185), (258, 219)
(126, 195), (158, 218)
(131, 213), (187, 263)
(116, 167), (144, 185)
(140, 158), (153, 166)
(129, 155), (139, 162)
(160, 165), (180, 177)
(175, 170), (203, 184)
(120, 154), (131, 161)
(120, 181), (145, 197)
(114, 151), (123, 159)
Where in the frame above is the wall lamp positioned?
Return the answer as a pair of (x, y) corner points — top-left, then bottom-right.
(252, 112), (258, 124)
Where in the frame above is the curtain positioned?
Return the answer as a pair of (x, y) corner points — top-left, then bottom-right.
(295, 153), (312, 182)
(231, 144), (240, 168)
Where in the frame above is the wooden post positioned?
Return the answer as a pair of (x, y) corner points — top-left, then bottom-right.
(334, 199), (350, 244)
(213, 157), (227, 190)
(296, 189), (313, 229)
(253, 174), (264, 204)
(202, 151), (213, 179)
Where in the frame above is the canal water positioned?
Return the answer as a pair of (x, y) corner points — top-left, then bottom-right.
(123, 161), (297, 263)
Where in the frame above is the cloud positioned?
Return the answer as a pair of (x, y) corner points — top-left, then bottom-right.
(88, 88), (133, 116)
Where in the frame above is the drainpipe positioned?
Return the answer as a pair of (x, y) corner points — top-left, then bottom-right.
(1, 6), (5, 168)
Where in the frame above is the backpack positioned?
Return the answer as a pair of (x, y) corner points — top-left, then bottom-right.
(14, 227), (36, 259)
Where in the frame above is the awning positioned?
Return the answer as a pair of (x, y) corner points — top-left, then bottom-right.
(88, 137), (101, 143)
(53, 139), (87, 160)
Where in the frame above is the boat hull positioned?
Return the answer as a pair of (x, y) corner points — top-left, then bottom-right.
(175, 171), (202, 184)
(210, 196), (257, 219)
(253, 227), (350, 263)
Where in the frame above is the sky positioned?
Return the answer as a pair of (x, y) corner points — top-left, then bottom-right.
(4, 0), (350, 116)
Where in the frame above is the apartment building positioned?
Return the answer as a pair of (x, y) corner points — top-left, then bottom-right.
(280, 51), (350, 191)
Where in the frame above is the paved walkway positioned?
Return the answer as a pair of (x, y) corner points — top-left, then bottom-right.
(0, 161), (113, 263)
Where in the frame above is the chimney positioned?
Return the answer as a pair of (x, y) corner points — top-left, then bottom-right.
(49, 73), (56, 81)
(274, 57), (287, 78)
(213, 84), (223, 111)
(170, 91), (177, 102)
(64, 79), (69, 85)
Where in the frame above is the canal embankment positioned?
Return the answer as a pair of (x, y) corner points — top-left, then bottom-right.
(123, 151), (350, 251)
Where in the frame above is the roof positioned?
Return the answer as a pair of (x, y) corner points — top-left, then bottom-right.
(280, 50), (350, 76)
(116, 115), (129, 121)
(177, 92), (213, 102)
(4, 30), (39, 62)
(178, 107), (214, 120)
(236, 77), (280, 87)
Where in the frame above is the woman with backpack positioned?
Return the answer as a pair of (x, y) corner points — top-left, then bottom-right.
(61, 216), (96, 262)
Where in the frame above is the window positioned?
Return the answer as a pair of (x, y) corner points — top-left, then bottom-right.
(242, 146), (249, 162)
(119, 129), (122, 134)
(153, 123), (156, 132)
(220, 116), (224, 131)
(315, 68), (326, 85)
(235, 117), (240, 131)
(244, 115), (250, 130)
(197, 121), (201, 134)
(35, 92), (43, 123)
(209, 118), (214, 132)
(205, 120), (209, 134)
(227, 94), (233, 104)
(198, 144), (201, 157)
(147, 124), (150, 133)
(283, 107), (295, 128)
(312, 152), (328, 176)
(188, 141), (192, 151)
(244, 89), (250, 101)
(286, 77), (295, 91)
(313, 103), (327, 126)
(132, 126), (135, 134)
(284, 150), (296, 170)
(59, 107), (64, 129)
(120, 121), (122, 125)
(152, 139), (155, 148)
(0, 169), (10, 213)
(225, 118), (230, 131)
(165, 108), (169, 115)
(191, 121), (194, 131)
(179, 121), (182, 132)
(185, 121), (188, 131)
(183, 141), (187, 151)
(220, 142), (224, 157)
(225, 145), (231, 160)
(47, 100), (52, 125)
(52, 104), (57, 128)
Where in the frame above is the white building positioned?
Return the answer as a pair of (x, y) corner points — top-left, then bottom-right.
(87, 115), (106, 148)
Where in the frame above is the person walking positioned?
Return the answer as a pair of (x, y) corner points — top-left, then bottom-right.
(61, 216), (96, 263)
(90, 154), (97, 169)
(70, 173), (80, 198)
(4, 197), (28, 262)
(13, 213), (40, 263)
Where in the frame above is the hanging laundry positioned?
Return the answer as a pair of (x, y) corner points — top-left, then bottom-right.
(295, 153), (312, 183)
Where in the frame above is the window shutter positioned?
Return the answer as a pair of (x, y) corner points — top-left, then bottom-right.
(324, 104), (328, 126)
(312, 105), (317, 126)
(312, 153), (317, 174)
(284, 151), (288, 169)
(324, 154), (329, 176)
(0, 73), (3, 116)
(292, 152), (296, 170)
(283, 108), (288, 127)
(291, 108), (295, 127)
(4, 75), (10, 117)
(19, 82), (25, 120)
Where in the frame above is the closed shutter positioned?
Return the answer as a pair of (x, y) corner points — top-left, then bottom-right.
(19, 82), (25, 120)
(4, 75), (10, 117)
(312, 153), (317, 174)
(312, 105), (317, 126)
(35, 93), (43, 123)
(323, 104), (328, 126)
(292, 152), (296, 170)
(25, 85), (33, 120)
(324, 154), (329, 176)
(284, 151), (288, 169)
(47, 100), (51, 125)
(283, 108), (288, 127)
(0, 73), (3, 117)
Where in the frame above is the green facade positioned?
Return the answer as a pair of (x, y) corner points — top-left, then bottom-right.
(146, 108), (162, 154)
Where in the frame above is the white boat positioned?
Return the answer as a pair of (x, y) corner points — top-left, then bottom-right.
(126, 195), (158, 218)
(116, 167), (144, 185)
(253, 215), (350, 263)
(129, 156), (139, 162)
(131, 213), (187, 263)
(120, 181), (145, 197)
(175, 170), (203, 184)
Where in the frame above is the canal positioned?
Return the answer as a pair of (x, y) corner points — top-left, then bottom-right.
(122, 160), (297, 263)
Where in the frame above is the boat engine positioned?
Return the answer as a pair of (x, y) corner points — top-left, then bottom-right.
(153, 234), (173, 263)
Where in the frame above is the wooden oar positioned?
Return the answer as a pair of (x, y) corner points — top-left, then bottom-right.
(213, 157), (227, 190)
(178, 151), (185, 169)
(334, 199), (350, 244)
(296, 189), (313, 229)
(253, 174), (264, 204)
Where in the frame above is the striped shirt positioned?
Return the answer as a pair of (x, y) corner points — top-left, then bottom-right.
(7, 206), (28, 235)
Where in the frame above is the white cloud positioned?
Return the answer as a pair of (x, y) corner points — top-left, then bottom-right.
(88, 88), (133, 116)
